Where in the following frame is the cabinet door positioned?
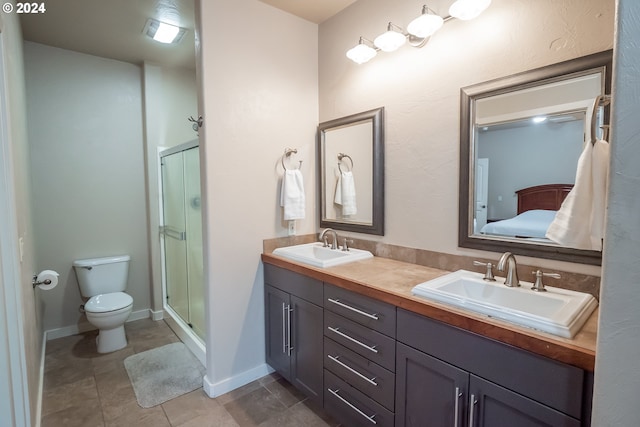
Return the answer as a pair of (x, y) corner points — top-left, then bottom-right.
(468, 375), (580, 427)
(290, 295), (323, 404)
(395, 343), (468, 427)
(265, 285), (291, 380)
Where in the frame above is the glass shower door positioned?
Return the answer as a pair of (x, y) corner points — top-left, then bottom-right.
(161, 146), (203, 339)
(183, 147), (204, 338)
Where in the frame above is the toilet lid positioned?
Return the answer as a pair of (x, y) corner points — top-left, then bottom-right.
(85, 292), (133, 313)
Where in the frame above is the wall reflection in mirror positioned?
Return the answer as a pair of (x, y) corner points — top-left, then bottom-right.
(319, 107), (384, 235)
(459, 51), (612, 265)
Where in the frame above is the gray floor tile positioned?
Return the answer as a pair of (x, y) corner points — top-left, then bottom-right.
(41, 318), (336, 427)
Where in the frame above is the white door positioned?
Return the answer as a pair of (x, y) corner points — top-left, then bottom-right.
(475, 158), (489, 233)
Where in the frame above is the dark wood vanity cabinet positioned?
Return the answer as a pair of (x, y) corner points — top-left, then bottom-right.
(264, 265), (323, 405)
(396, 309), (589, 427)
(263, 262), (593, 427)
(323, 284), (397, 427)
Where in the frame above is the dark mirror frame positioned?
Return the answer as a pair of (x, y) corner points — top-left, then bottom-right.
(459, 50), (612, 266)
(318, 107), (385, 235)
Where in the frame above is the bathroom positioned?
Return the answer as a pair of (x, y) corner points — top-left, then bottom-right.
(0, 0), (638, 426)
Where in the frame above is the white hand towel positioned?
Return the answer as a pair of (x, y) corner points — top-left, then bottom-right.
(280, 169), (305, 220)
(334, 171), (357, 216)
(546, 139), (609, 250)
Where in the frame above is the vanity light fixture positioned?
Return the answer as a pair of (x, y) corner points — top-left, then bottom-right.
(346, 37), (378, 64)
(143, 18), (187, 44)
(346, 2), (491, 64)
(449, 0), (492, 21)
(374, 23), (407, 52)
(407, 6), (444, 38)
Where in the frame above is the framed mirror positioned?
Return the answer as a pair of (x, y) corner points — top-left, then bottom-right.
(459, 51), (612, 265)
(318, 107), (384, 235)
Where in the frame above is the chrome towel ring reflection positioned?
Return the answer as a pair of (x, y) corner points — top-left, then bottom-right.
(337, 153), (353, 173)
(282, 148), (302, 171)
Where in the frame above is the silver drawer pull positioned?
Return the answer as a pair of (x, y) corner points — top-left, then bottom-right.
(468, 394), (478, 427)
(327, 298), (379, 320)
(327, 354), (378, 386)
(327, 326), (379, 354)
(453, 387), (463, 427)
(281, 302), (287, 354)
(328, 388), (377, 425)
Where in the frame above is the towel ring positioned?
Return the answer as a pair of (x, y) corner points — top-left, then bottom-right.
(337, 153), (353, 173)
(591, 94), (611, 145)
(282, 148), (302, 171)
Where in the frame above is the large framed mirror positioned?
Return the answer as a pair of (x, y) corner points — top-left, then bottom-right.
(459, 51), (612, 265)
(318, 107), (384, 235)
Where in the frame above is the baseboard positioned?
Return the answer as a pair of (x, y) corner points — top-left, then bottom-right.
(203, 363), (274, 398)
(34, 331), (47, 427)
(128, 309), (151, 323)
(45, 309), (151, 340)
(150, 309), (164, 321)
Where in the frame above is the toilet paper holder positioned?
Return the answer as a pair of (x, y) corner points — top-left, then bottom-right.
(32, 274), (52, 288)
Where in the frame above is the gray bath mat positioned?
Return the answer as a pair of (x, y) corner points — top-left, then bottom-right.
(124, 342), (206, 408)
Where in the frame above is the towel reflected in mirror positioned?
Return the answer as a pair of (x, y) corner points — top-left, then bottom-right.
(334, 171), (357, 217)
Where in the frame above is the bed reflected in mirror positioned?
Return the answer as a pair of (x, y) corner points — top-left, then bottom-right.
(459, 51), (612, 265)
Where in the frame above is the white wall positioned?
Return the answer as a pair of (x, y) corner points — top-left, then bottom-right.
(592, 0), (640, 424)
(142, 63), (198, 315)
(0, 4), (42, 424)
(196, 0), (318, 395)
(319, 0), (613, 275)
(24, 42), (151, 332)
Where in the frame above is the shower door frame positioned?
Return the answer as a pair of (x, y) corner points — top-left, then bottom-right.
(158, 139), (205, 351)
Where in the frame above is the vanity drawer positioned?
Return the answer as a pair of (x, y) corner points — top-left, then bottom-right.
(324, 284), (396, 337)
(397, 308), (585, 419)
(325, 311), (395, 371)
(325, 369), (394, 427)
(324, 337), (395, 411)
(264, 264), (323, 306)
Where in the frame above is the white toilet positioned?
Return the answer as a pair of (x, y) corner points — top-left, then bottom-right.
(73, 255), (133, 353)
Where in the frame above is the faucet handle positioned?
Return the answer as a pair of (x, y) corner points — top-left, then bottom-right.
(341, 238), (354, 252)
(531, 270), (561, 292)
(473, 261), (496, 281)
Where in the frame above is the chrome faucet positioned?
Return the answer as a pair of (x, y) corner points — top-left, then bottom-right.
(319, 228), (339, 250)
(497, 252), (520, 287)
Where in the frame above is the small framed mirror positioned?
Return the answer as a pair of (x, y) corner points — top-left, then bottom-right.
(318, 107), (384, 235)
(459, 51), (612, 265)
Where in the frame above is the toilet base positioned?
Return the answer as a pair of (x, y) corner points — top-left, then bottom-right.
(96, 325), (127, 353)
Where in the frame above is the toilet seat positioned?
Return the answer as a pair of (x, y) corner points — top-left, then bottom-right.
(85, 292), (133, 314)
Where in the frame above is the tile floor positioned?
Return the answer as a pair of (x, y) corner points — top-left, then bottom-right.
(41, 318), (339, 427)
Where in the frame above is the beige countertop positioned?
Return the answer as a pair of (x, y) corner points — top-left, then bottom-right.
(261, 252), (597, 372)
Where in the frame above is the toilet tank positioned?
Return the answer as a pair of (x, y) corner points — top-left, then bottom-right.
(73, 255), (130, 298)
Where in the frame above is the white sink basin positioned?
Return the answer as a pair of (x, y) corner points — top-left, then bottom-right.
(412, 269), (597, 338)
(273, 242), (373, 268)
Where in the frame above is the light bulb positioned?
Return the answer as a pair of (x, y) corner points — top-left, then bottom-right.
(374, 29), (406, 52)
(153, 22), (180, 43)
(449, 0), (491, 21)
(346, 43), (377, 64)
(407, 11), (444, 38)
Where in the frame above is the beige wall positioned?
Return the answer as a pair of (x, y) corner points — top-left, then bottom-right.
(24, 42), (151, 332)
(0, 5), (42, 424)
(197, 0), (318, 394)
(319, 0), (614, 275)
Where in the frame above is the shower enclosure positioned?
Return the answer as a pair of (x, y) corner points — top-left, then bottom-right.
(160, 140), (204, 341)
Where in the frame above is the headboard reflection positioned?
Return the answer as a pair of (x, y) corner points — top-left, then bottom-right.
(516, 184), (573, 214)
